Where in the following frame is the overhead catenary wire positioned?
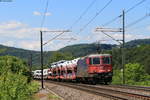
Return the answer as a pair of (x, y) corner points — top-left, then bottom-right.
(126, 23), (150, 31)
(126, 0), (147, 13)
(102, 0), (147, 26)
(40, 0), (49, 31)
(102, 15), (122, 27)
(42, 0), (99, 46)
(77, 0), (113, 34)
(70, 0), (97, 29)
(43, 31), (65, 46)
(64, 0), (97, 44)
(98, 31), (122, 44)
(126, 13), (150, 28)
(66, 0), (112, 45)
(68, 0), (147, 44)
(43, 0), (112, 46)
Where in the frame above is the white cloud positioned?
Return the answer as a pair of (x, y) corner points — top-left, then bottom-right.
(3, 41), (15, 47)
(44, 41), (68, 51)
(0, 21), (148, 51)
(18, 41), (40, 50)
(146, 25), (150, 31)
(92, 31), (148, 44)
(0, 21), (43, 50)
(0, 21), (74, 51)
(16, 40), (68, 51)
(33, 11), (52, 16)
(45, 12), (51, 16)
(0, 21), (42, 39)
(33, 11), (41, 16)
(0, 21), (26, 30)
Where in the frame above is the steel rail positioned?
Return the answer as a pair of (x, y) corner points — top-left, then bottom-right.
(107, 85), (150, 92)
(46, 81), (127, 100)
(45, 81), (150, 100)
(77, 84), (150, 100)
(92, 84), (150, 96)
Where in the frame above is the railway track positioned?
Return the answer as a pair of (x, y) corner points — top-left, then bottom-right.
(45, 81), (150, 100)
(96, 84), (150, 96)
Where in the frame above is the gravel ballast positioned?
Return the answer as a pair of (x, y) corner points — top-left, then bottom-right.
(44, 81), (111, 100)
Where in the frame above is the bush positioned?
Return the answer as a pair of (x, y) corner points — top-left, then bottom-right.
(0, 56), (40, 100)
(112, 69), (122, 85)
(0, 56), (28, 75)
(112, 63), (150, 86)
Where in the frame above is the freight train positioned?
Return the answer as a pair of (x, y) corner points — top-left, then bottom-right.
(33, 54), (113, 84)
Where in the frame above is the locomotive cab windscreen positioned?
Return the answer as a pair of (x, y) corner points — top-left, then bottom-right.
(88, 56), (111, 65)
(102, 56), (111, 64)
(89, 57), (100, 65)
(86, 54), (112, 75)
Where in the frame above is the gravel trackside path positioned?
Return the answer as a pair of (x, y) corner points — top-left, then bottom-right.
(33, 87), (62, 100)
(44, 81), (111, 100)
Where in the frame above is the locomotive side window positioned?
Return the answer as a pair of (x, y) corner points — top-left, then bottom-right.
(67, 70), (72, 74)
(89, 58), (92, 65)
(102, 57), (111, 64)
(93, 57), (100, 64)
(53, 71), (56, 76)
(61, 71), (63, 75)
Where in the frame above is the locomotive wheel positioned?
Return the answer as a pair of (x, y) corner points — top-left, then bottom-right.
(91, 81), (96, 85)
(75, 78), (80, 83)
(90, 78), (96, 85)
(104, 81), (108, 85)
(58, 78), (61, 82)
(104, 77), (112, 85)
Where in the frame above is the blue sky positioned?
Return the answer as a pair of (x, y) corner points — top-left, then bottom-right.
(0, 0), (150, 51)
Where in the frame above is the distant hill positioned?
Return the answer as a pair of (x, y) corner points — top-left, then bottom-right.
(125, 38), (150, 48)
(0, 44), (39, 59)
(0, 44), (41, 66)
(59, 43), (116, 57)
(0, 38), (150, 68)
(0, 43), (115, 66)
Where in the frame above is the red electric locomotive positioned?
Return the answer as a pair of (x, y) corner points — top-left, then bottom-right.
(76, 54), (112, 84)
(48, 54), (113, 84)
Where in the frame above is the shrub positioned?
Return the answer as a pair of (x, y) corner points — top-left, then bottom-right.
(0, 56), (39, 100)
(112, 63), (150, 86)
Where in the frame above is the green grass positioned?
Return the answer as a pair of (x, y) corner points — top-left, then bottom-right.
(48, 93), (62, 100)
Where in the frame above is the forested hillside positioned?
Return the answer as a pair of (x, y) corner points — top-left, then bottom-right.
(125, 38), (150, 48)
(0, 43), (115, 66)
(0, 44), (40, 61)
(111, 44), (150, 74)
(0, 38), (150, 72)
(59, 43), (115, 57)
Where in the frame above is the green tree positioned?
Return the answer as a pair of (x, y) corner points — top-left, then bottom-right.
(0, 56), (39, 100)
(110, 45), (150, 74)
(112, 69), (122, 85)
(0, 56), (28, 75)
(0, 73), (29, 100)
(112, 63), (150, 86)
(125, 63), (150, 85)
(125, 63), (145, 82)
